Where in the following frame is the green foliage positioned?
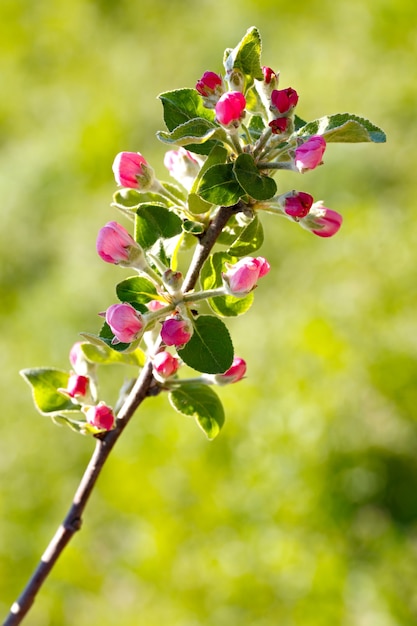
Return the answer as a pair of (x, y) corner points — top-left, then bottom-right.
(297, 112), (387, 143)
(178, 315), (234, 374)
(169, 383), (225, 439)
(135, 204), (183, 249)
(233, 153), (277, 200)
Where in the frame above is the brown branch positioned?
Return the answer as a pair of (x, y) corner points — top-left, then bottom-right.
(3, 203), (242, 626)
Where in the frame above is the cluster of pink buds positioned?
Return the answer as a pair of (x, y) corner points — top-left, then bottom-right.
(268, 84), (298, 135)
(222, 256), (270, 297)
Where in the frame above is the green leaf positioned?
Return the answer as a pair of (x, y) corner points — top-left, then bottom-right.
(81, 341), (146, 367)
(116, 276), (159, 305)
(169, 383), (225, 439)
(158, 88), (215, 130)
(182, 219), (205, 235)
(156, 118), (222, 147)
(224, 26), (264, 85)
(233, 153), (277, 201)
(198, 163), (244, 207)
(296, 113), (386, 143)
(209, 292), (254, 317)
(188, 144), (229, 214)
(227, 214), (264, 256)
(178, 315), (234, 374)
(21, 368), (78, 415)
(247, 114), (266, 140)
(135, 204), (183, 249)
(112, 188), (171, 210)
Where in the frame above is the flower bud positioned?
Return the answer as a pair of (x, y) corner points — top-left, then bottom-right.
(85, 402), (114, 431)
(96, 221), (144, 268)
(262, 66), (279, 86)
(64, 373), (89, 399)
(112, 151), (154, 189)
(69, 342), (89, 376)
(268, 117), (291, 135)
(270, 87), (298, 115)
(218, 357), (247, 384)
(215, 91), (246, 127)
(153, 351), (180, 380)
(283, 191), (314, 218)
(299, 202), (343, 238)
(163, 148), (200, 191)
(103, 303), (144, 344)
(161, 316), (193, 348)
(196, 71), (223, 97)
(295, 136), (326, 173)
(222, 256), (270, 297)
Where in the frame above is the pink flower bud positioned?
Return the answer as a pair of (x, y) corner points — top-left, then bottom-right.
(161, 317), (193, 348)
(295, 136), (326, 173)
(262, 66), (278, 85)
(85, 402), (114, 431)
(221, 357), (247, 383)
(223, 256), (270, 296)
(284, 191), (314, 218)
(163, 148), (200, 191)
(196, 71), (223, 97)
(268, 117), (290, 135)
(112, 151), (153, 188)
(69, 341), (89, 375)
(153, 351), (180, 379)
(103, 303), (144, 344)
(65, 373), (89, 398)
(271, 88), (298, 114)
(215, 91), (246, 126)
(147, 300), (166, 312)
(299, 203), (343, 238)
(96, 221), (140, 265)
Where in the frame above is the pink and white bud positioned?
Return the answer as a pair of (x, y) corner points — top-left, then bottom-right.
(153, 351), (180, 379)
(164, 148), (200, 191)
(112, 151), (154, 189)
(85, 402), (114, 431)
(295, 136), (326, 173)
(262, 66), (279, 86)
(64, 373), (89, 399)
(147, 300), (166, 312)
(283, 191), (314, 218)
(69, 342), (89, 375)
(219, 357), (247, 384)
(299, 202), (343, 238)
(215, 91), (246, 127)
(103, 303), (144, 344)
(270, 88), (298, 115)
(223, 256), (270, 297)
(196, 71), (224, 98)
(96, 221), (144, 267)
(161, 316), (193, 348)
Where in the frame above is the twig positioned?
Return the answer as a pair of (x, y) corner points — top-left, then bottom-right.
(3, 203), (242, 626)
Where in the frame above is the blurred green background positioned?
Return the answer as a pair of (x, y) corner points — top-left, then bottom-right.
(1, 0), (416, 624)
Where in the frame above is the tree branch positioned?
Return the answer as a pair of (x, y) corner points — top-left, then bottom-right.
(3, 203), (242, 625)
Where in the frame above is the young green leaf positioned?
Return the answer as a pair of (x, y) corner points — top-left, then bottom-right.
(157, 118), (222, 147)
(158, 88), (215, 130)
(198, 163), (244, 207)
(116, 276), (159, 306)
(296, 113), (386, 143)
(20, 368), (78, 415)
(178, 315), (234, 374)
(223, 26), (264, 86)
(233, 153), (277, 201)
(227, 214), (264, 256)
(169, 383), (225, 439)
(81, 342), (146, 367)
(135, 204), (183, 249)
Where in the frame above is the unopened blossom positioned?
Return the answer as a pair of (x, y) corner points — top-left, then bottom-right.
(271, 87), (298, 114)
(103, 303), (144, 344)
(85, 402), (114, 431)
(196, 71), (223, 98)
(215, 91), (246, 126)
(223, 256), (270, 297)
(96, 221), (143, 266)
(161, 317), (193, 348)
(284, 191), (314, 218)
(69, 341), (89, 375)
(220, 357), (247, 384)
(300, 202), (343, 238)
(153, 351), (180, 379)
(112, 151), (154, 189)
(262, 66), (278, 85)
(295, 136), (326, 173)
(268, 117), (290, 135)
(64, 373), (89, 399)
(164, 148), (200, 191)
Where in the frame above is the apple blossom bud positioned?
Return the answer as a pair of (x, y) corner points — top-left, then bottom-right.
(283, 191), (314, 218)
(196, 71), (223, 97)
(96, 221), (144, 268)
(299, 202), (343, 237)
(161, 316), (193, 348)
(270, 88), (298, 115)
(219, 357), (247, 384)
(69, 342), (89, 376)
(295, 136), (326, 173)
(268, 117), (291, 135)
(262, 66), (279, 85)
(153, 351), (180, 379)
(112, 151), (154, 189)
(85, 402), (114, 431)
(65, 373), (89, 398)
(103, 303), (144, 344)
(163, 148), (200, 191)
(222, 256), (270, 297)
(215, 91), (246, 127)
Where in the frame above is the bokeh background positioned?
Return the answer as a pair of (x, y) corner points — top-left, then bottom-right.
(1, 0), (416, 624)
